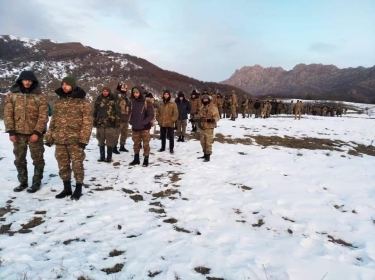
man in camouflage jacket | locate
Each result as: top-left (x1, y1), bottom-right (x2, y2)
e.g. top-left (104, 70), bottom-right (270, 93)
top-left (45, 76), bottom-right (92, 200)
top-left (197, 94), bottom-right (220, 162)
top-left (113, 82), bottom-right (130, 153)
top-left (4, 70), bottom-right (48, 193)
top-left (93, 86), bottom-right (120, 162)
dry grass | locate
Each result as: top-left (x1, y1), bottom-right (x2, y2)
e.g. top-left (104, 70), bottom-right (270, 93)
top-left (101, 263), bottom-right (124, 274)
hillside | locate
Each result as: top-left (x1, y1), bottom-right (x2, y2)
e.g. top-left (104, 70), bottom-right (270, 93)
top-left (221, 64), bottom-right (375, 103)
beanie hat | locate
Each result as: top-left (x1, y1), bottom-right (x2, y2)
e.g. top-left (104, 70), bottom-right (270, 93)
top-left (62, 76), bottom-right (77, 88)
top-left (201, 94), bottom-right (210, 100)
top-left (102, 86), bottom-right (111, 93)
top-left (178, 91), bottom-right (184, 98)
top-left (164, 89), bottom-right (171, 95)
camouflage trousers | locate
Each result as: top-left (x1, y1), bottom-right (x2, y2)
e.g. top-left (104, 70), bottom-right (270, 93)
top-left (242, 108), bottom-right (248, 118)
top-left (295, 109), bottom-right (302, 120)
top-left (96, 127), bottom-right (117, 147)
top-left (115, 121), bottom-right (129, 146)
top-left (218, 107), bottom-right (223, 117)
top-left (13, 134), bottom-right (45, 185)
top-left (132, 130), bottom-right (151, 156)
top-left (200, 128), bottom-right (214, 155)
top-left (231, 106), bottom-right (237, 118)
top-left (175, 119), bottom-right (187, 137)
top-left (55, 143), bottom-right (86, 183)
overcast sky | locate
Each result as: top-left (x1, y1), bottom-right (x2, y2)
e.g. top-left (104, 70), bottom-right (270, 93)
top-left (0, 0), bottom-right (374, 82)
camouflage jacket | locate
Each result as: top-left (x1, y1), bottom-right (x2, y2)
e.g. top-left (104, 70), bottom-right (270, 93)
top-left (242, 99), bottom-right (249, 110)
top-left (93, 93), bottom-right (120, 128)
top-left (116, 91), bottom-right (130, 122)
top-left (210, 94), bottom-right (218, 107)
top-left (45, 87), bottom-right (93, 145)
top-left (4, 83), bottom-right (48, 136)
top-left (157, 100), bottom-right (178, 127)
top-left (217, 97), bottom-right (224, 108)
top-left (198, 102), bottom-right (220, 129)
top-left (189, 96), bottom-right (201, 115)
top-left (231, 93), bottom-right (238, 108)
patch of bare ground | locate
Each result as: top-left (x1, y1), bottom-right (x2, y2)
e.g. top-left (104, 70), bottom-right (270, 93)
top-left (174, 226), bottom-right (191, 233)
top-left (148, 270), bottom-right (162, 277)
top-left (122, 188), bottom-right (135, 194)
top-left (129, 194), bottom-right (143, 202)
top-left (214, 133), bottom-right (252, 145)
top-left (109, 249), bottom-right (125, 257)
top-left (282, 217), bottom-right (295, 223)
top-left (194, 266), bottom-right (211, 275)
top-left (22, 217), bottom-right (44, 229)
top-left (152, 189), bottom-right (180, 198)
top-left (149, 208), bottom-right (166, 214)
top-left (328, 235), bottom-right (356, 248)
top-left (288, 229), bottom-right (293, 234)
top-left (35, 210), bottom-right (47, 215)
top-left (241, 185), bottom-right (252, 191)
top-left (63, 238), bottom-right (85, 245)
top-left (77, 276), bottom-right (93, 280)
top-left (167, 171), bottom-right (183, 183)
top-left (163, 218), bottom-right (178, 224)
top-left (101, 263), bottom-right (124, 274)
top-left (150, 202), bottom-right (163, 207)
top-left (236, 220), bottom-right (246, 223)
top-left (207, 277), bottom-right (225, 280)
top-left (112, 162), bottom-right (121, 166)
top-left (92, 186), bottom-right (113, 191)
top-left (252, 219), bottom-right (265, 227)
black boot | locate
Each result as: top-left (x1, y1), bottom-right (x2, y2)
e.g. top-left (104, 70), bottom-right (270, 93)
top-left (106, 146), bottom-right (113, 162)
top-left (98, 146), bottom-right (105, 162)
top-left (119, 145), bottom-right (128, 152)
top-left (177, 136), bottom-right (182, 142)
top-left (55, 181), bottom-right (72, 199)
top-left (129, 154), bottom-right (140, 165)
top-left (203, 154), bottom-right (211, 162)
top-left (27, 181), bottom-right (41, 193)
top-left (112, 146), bottom-right (120, 154)
top-left (181, 136), bottom-right (185, 142)
top-left (27, 163), bottom-right (44, 193)
top-left (71, 183), bottom-right (82, 201)
top-left (197, 153), bottom-right (206, 159)
top-left (142, 156), bottom-right (149, 167)
top-left (13, 183), bottom-right (28, 192)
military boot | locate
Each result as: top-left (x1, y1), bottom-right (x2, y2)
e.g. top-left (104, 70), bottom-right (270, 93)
top-left (14, 183), bottom-right (28, 192)
top-left (112, 146), bottom-right (120, 154)
top-left (15, 168), bottom-right (28, 192)
top-left (27, 164), bottom-right (44, 193)
top-left (181, 136), bottom-right (185, 142)
top-left (98, 146), bottom-right (105, 162)
top-left (203, 154), bottom-right (211, 162)
top-left (129, 154), bottom-right (140, 165)
top-left (71, 183), bottom-right (82, 201)
top-left (197, 153), bottom-right (206, 159)
top-left (177, 136), bottom-right (182, 142)
top-left (106, 146), bottom-right (113, 162)
top-left (142, 156), bottom-right (149, 167)
top-left (119, 145), bottom-right (128, 152)
top-left (55, 181), bottom-right (72, 199)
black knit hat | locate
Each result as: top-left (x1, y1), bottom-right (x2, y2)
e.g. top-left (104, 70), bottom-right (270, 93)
top-left (178, 91), bottom-right (184, 98)
top-left (62, 76), bottom-right (77, 88)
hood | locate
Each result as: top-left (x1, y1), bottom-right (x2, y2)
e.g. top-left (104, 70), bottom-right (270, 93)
top-left (55, 86), bottom-right (87, 99)
top-left (10, 70), bottom-right (40, 94)
top-left (131, 85), bottom-right (145, 100)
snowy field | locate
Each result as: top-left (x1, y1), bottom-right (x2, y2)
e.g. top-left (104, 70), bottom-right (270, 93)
top-left (0, 109), bottom-right (375, 280)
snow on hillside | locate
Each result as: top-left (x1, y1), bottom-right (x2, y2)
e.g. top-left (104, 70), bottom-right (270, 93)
top-left (0, 111), bottom-right (375, 279)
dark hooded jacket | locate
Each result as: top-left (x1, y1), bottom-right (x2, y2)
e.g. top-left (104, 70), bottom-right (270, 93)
top-left (129, 86), bottom-right (154, 131)
top-left (4, 71), bottom-right (48, 136)
top-left (44, 86), bottom-right (92, 145)
top-left (175, 95), bottom-right (191, 120)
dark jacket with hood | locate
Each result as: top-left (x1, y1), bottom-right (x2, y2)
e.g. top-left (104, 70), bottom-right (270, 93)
top-left (175, 94), bottom-right (191, 120)
top-left (45, 86), bottom-right (92, 145)
top-left (93, 90), bottom-right (120, 128)
top-left (129, 86), bottom-right (154, 131)
top-left (4, 71), bottom-right (48, 136)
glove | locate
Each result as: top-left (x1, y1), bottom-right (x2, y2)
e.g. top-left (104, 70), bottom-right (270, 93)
top-left (206, 119), bottom-right (214, 123)
top-left (78, 142), bottom-right (87, 150)
top-left (45, 142), bottom-right (52, 147)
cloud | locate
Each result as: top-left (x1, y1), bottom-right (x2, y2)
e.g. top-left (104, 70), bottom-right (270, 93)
top-left (309, 42), bottom-right (338, 53)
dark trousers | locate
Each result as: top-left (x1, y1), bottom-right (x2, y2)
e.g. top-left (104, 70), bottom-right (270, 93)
top-left (160, 126), bottom-right (174, 151)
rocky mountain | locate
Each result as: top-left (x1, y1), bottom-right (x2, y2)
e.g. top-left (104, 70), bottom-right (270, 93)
top-left (0, 35), bottom-right (248, 114)
top-left (221, 64), bottom-right (375, 103)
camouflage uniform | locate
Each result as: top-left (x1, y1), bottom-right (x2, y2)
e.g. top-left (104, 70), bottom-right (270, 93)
top-left (241, 98), bottom-right (249, 118)
top-left (295, 100), bottom-right (303, 120)
top-left (3, 71), bottom-right (48, 192)
top-left (210, 92), bottom-right (218, 107)
top-left (115, 89), bottom-right (130, 149)
top-left (230, 90), bottom-right (238, 120)
top-left (198, 95), bottom-right (220, 161)
top-left (217, 94), bottom-right (224, 118)
top-left (189, 91), bottom-right (201, 131)
top-left (45, 84), bottom-right (92, 184)
top-left (157, 91), bottom-right (178, 152)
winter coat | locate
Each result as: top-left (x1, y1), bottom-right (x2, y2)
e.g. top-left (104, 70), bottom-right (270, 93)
top-left (129, 86), bottom-right (154, 131)
top-left (93, 93), bottom-right (120, 128)
top-left (157, 99), bottom-right (178, 127)
top-left (4, 71), bottom-right (48, 136)
top-left (231, 93), bottom-right (238, 108)
top-left (198, 102), bottom-right (220, 129)
top-left (45, 86), bottom-right (92, 145)
top-left (175, 97), bottom-right (191, 120)
top-left (210, 94), bottom-right (218, 107)
top-left (190, 96), bottom-right (201, 115)
top-left (254, 101), bottom-right (261, 109)
top-left (116, 90), bottom-right (130, 122)
top-left (217, 97), bottom-right (224, 108)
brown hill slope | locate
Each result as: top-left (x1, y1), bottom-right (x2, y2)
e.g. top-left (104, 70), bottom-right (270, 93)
top-left (221, 64), bottom-right (375, 103)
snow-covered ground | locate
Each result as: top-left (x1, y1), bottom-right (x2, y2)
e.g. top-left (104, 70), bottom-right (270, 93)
top-left (0, 110), bottom-right (375, 280)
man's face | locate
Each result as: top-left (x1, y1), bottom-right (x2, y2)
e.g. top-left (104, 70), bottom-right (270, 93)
top-left (203, 98), bottom-right (209, 103)
top-left (21, 79), bottom-right (33, 89)
top-left (62, 82), bottom-right (72, 93)
top-left (133, 90), bottom-right (140, 98)
top-left (163, 92), bottom-right (170, 99)
top-left (102, 90), bottom-right (110, 97)
top-left (179, 96), bottom-right (183, 101)
top-left (121, 85), bottom-right (127, 91)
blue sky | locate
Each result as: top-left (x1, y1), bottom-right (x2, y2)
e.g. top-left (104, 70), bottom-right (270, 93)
top-left (0, 0), bottom-right (374, 81)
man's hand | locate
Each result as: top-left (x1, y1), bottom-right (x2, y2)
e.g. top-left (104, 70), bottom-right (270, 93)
top-left (30, 134), bottom-right (38, 143)
top-left (9, 135), bottom-right (17, 143)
